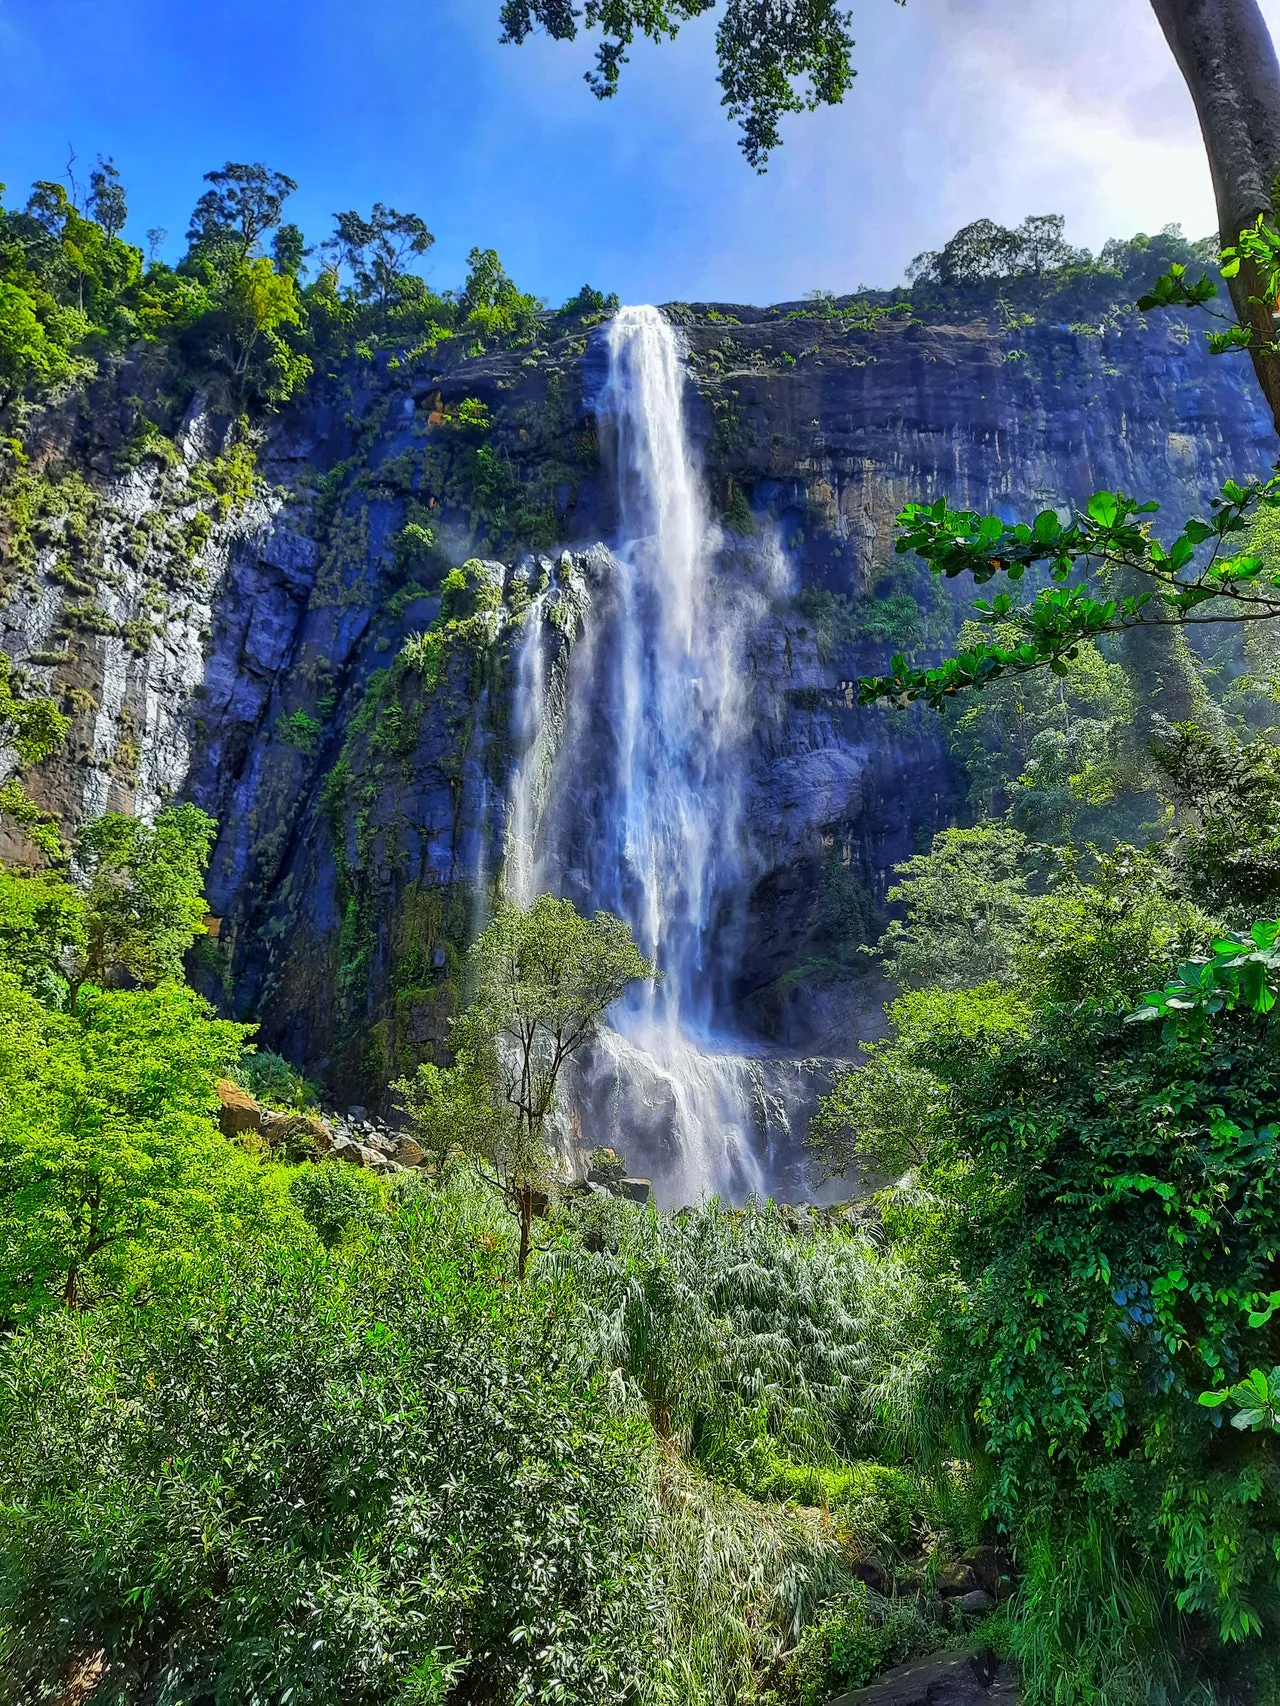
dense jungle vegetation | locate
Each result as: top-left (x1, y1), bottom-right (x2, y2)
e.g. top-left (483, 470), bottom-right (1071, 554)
top-left (2, 159), bottom-right (1280, 1706)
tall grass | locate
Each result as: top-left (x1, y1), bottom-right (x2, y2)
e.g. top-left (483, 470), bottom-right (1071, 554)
top-left (645, 1453), bottom-right (856, 1705)
top-left (545, 1194), bottom-right (952, 1478)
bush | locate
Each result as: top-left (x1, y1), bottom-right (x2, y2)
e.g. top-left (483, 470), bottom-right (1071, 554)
top-left (883, 975), bottom-right (1280, 1700)
top-left (238, 1046), bottom-right (320, 1110)
top-left (245, 1049), bottom-right (319, 1109)
top-left (757, 1459), bottom-right (924, 1550)
top-left (548, 1196), bottom-right (945, 1478)
top-left (0, 1239), bottom-right (659, 1705)
top-left (587, 1144), bottom-right (627, 1183)
top-left (288, 1159), bottom-right (388, 1247)
top-left (781, 1582), bottom-right (948, 1706)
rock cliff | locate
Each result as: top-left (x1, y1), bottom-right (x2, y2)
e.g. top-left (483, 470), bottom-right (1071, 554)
top-left (1, 300), bottom-right (1274, 1116)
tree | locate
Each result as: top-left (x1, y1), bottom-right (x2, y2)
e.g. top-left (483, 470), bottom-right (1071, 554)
top-left (858, 480), bottom-right (1280, 709)
top-left (0, 868), bottom-right (85, 1004)
top-left (499, 0), bottom-right (1280, 430)
top-left (185, 162), bottom-right (297, 262)
top-left (270, 221), bottom-right (309, 278)
top-left (0, 652), bottom-right (70, 854)
top-left (1150, 720), bottom-right (1280, 914)
top-left (499, 0), bottom-right (856, 171)
top-left (907, 213), bottom-right (1082, 286)
top-left (0, 976), bottom-right (258, 1314)
top-left (329, 203), bottom-right (434, 322)
top-left (396, 894), bottom-right (653, 1275)
top-left (873, 824), bottom-right (1030, 991)
top-left (68, 804), bottom-right (216, 1010)
top-left (86, 155), bottom-right (126, 241)
top-left (811, 880), bottom-right (1280, 1694)
top-left (215, 254), bottom-right (311, 402)
top-left (0, 651), bottom-right (68, 774)
top-left (461, 246), bottom-right (542, 345)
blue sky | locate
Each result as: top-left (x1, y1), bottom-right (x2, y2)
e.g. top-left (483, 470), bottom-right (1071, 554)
top-left (4, 0), bottom-right (1279, 306)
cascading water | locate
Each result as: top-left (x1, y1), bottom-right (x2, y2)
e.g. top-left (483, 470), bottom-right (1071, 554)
top-left (506, 306), bottom-right (799, 1201)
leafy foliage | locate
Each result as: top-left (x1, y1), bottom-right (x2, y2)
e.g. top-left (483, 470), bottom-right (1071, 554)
top-left (499, 0), bottom-right (858, 169)
top-left (1150, 722), bottom-right (1280, 915)
top-left (860, 479), bottom-right (1280, 707)
top-left (236, 1046), bottom-right (321, 1110)
top-left (818, 838), bottom-right (1280, 1696)
top-left (907, 213), bottom-right (1084, 286)
top-left (329, 203), bottom-right (435, 324)
top-left (70, 803), bottom-right (216, 1006)
top-left (942, 622), bottom-right (1141, 841)
top-left (0, 1232), bottom-right (657, 1705)
top-left (1127, 919), bottom-right (1280, 1033)
top-left (0, 975), bottom-right (272, 1317)
top-left (874, 824), bottom-right (1030, 990)
top-left (0, 154), bottom-right (560, 421)
top-left (1139, 214), bottom-right (1280, 363)
top-left (288, 1157), bottom-right (388, 1247)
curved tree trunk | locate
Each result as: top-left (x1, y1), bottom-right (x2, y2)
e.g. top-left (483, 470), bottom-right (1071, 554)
top-left (517, 1186), bottom-right (532, 1280)
top-left (1149, 0), bottom-right (1280, 433)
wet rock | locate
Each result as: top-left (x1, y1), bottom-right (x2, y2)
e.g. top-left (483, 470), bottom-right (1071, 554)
top-left (936, 1562), bottom-right (979, 1598)
top-left (852, 1556), bottom-right (893, 1596)
top-left (954, 1591), bottom-right (995, 1618)
top-left (830, 1649), bottom-right (1018, 1706)
top-left (963, 1546), bottom-right (1006, 1600)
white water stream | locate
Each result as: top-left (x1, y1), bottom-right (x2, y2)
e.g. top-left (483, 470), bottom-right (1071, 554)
top-left (506, 306), bottom-right (793, 1201)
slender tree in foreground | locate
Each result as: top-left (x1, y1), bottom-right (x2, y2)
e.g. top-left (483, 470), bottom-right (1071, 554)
top-left (396, 893), bottom-right (654, 1276)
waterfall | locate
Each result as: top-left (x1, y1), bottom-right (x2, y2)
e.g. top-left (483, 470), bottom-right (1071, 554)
top-left (506, 306), bottom-right (783, 1202)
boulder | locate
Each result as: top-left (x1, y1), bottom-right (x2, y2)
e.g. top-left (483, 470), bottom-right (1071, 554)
top-left (953, 1590), bottom-right (995, 1617)
top-left (618, 1177), bottom-right (652, 1204)
top-left (259, 1110), bottom-right (332, 1157)
top-left (829, 1649), bottom-right (1017, 1706)
top-left (391, 1135), bottom-right (425, 1167)
top-left (216, 1079), bottom-right (263, 1139)
top-left (331, 1136), bottom-right (384, 1169)
top-left (852, 1556), bottom-right (893, 1596)
top-left (935, 1561), bottom-right (979, 1598)
top-left (964, 1546), bottom-right (1007, 1599)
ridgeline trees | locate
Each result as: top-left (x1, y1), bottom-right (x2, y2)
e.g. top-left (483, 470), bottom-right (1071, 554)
top-left (498, 0), bottom-right (1280, 429)
top-left (329, 202), bottom-right (435, 325)
top-left (0, 155), bottom-right (547, 416)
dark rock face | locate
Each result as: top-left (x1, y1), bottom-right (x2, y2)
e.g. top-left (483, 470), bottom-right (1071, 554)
top-left (2, 305), bottom-right (1273, 1130)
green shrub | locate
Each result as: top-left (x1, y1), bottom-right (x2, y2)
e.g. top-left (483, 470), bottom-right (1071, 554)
top-left (288, 1159), bottom-right (388, 1248)
top-left (0, 1240), bottom-right (659, 1705)
top-left (758, 1460), bottom-right (923, 1550)
top-left (276, 707), bottom-right (323, 756)
top-left (783, 1582), bottom-right (948, 1706)
top-left (237, 1047), bottom-right (320, 1110)
top-left (587, 1144), bottom-right (627, 1183)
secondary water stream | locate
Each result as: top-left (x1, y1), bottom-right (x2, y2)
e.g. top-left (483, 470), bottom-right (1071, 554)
top-left (506, 306), bottom-right (805, 1201)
